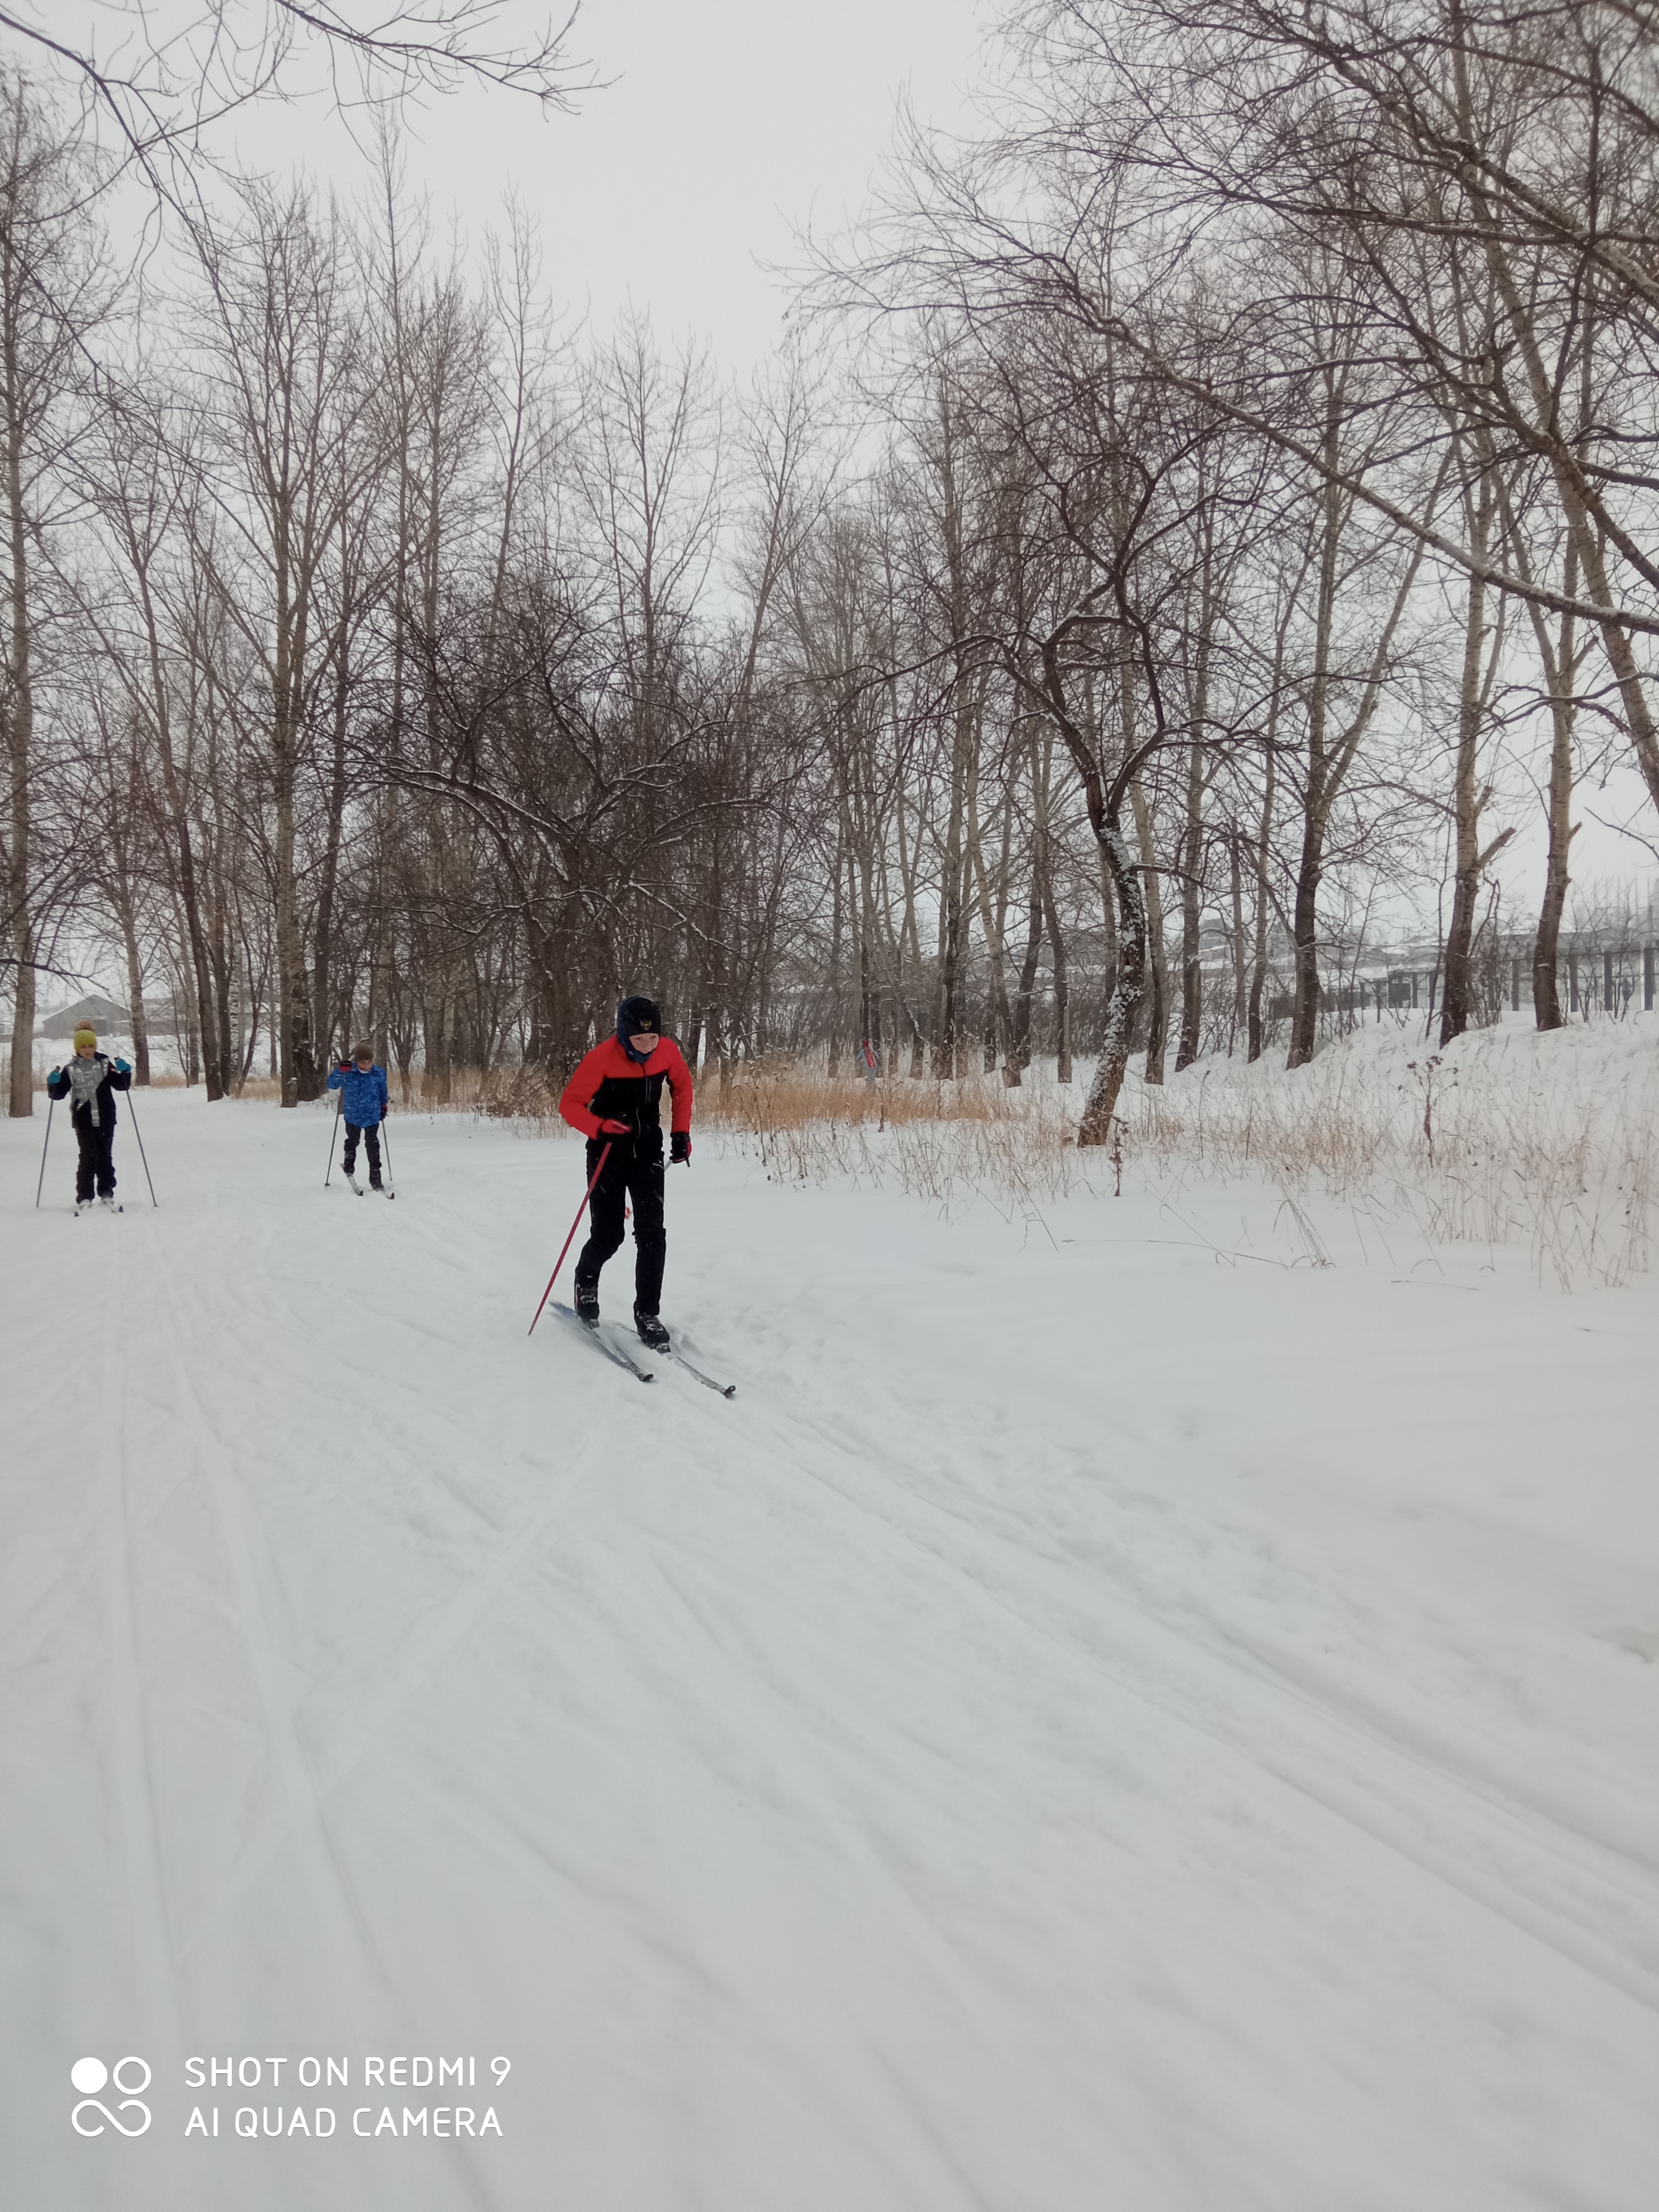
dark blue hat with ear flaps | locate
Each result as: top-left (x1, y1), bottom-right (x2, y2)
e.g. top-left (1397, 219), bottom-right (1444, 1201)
top-left (617, 995), bottom-right (662, 1064)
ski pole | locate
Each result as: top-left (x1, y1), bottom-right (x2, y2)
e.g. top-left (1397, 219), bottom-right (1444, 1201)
top-left (33, 1094), bottom-right (54, 1209)
top-left (379, 1118), bottom-right (393, 1189)
top-left (324, 1092), bottom-right (341, 1187)
top-left (124, 1088), bottom-right (158, 1208)
top-left (527, 1141), bottom-right (611, 1337)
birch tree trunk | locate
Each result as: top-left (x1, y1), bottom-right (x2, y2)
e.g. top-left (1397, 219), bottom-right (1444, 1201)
top-left (1439, 465), bottom-right (1511, 1044)
top-left (1131, 773), bottom-right (1168, 1085)
top-left (1530, 569), bottom-right (1578, 1034)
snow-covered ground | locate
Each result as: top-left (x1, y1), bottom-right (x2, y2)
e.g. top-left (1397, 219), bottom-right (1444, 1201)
top-left (3, 1084), bottom-right (1657, 2211)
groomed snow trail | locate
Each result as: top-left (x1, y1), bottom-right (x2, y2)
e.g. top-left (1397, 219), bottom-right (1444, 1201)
top-left (4, 1091), bottom-right (1657, 2211)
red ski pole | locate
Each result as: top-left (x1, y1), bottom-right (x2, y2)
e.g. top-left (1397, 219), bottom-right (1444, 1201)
top-left (527, 1141), bottom-right (611, 1336)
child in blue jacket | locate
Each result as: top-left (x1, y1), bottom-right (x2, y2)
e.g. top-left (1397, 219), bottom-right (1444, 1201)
top-left (326, 1042), bottom-right (389, 1191)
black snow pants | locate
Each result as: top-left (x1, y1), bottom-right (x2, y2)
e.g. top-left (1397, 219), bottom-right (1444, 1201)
top-left (574, 1136), bottom-right (666, 1316)
top-left (342, 1122), bottom-right (382, 1182)
top-left (74, 1116), bottom-right (117, 1202)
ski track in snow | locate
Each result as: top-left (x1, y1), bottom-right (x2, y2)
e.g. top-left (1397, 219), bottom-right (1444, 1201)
top-left (757, 1392), bottom-right (1658, 2009)
top-left (3, 1089), bottom-right (1658, 2212)
top-left (97, 1229), bottom-right (189, 2081)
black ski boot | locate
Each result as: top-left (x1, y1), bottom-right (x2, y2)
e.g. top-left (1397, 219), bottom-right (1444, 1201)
top-left (574, 1281), bottom-right (600, 1325)
top-left (634, 1309), bottom-right (670, 1353)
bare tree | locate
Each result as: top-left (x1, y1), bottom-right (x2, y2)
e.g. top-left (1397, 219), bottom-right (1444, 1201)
top-left (0, 73), bottom-right (110, 1114)
top-left (3, 1), bottom-right (593, 196)
top-left (191, 175), bottom-right (375, 1103)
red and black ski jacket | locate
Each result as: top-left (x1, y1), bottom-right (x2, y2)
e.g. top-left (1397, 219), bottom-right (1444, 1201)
top-left (559, 1036), bottom-right (693, 1149)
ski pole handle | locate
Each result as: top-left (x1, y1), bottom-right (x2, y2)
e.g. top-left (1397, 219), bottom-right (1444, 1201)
top-left (527, 1141), bottom-right (612, 1337)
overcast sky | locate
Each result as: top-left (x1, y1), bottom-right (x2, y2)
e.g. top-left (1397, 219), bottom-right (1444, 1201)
top-left (224, 0), bottom-right (994, 374)
top-left (19, 3), bottom-right (1658, 931)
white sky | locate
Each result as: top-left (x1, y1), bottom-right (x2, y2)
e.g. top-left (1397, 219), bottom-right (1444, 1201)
top-left (225, 0), bottom-right (995, 376)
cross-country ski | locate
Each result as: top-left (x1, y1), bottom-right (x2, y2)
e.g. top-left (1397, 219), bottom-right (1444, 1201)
top-left (665, 1343), bottom-right (736, 1397)
top-left (549, 1300), bottom-right (656, 1382)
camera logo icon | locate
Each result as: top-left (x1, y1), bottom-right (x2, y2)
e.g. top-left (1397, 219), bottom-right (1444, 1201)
top-left (71, 2056), bottom-right (152, 2136)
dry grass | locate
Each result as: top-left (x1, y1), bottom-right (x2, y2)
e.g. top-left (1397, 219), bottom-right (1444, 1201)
top-left (693, 1044), bottom-right (1656, 1291)
top-left (470, 1064), bottom-right (564, 1126)
top-left (1126, 1045), bottom-right (1655, 1290)
top-left (702, 1060), bottom-right (1018, 1131)
top-left (699, 1058), bottom-right (1085, 1212)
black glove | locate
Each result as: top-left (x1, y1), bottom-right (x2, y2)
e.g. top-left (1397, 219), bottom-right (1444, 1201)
top-left (671, 1130), bottom-right (691, 1164)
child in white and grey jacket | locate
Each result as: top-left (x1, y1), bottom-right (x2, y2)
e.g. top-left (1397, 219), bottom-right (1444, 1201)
top-left (45, 1025), bottom-right (132, 1210)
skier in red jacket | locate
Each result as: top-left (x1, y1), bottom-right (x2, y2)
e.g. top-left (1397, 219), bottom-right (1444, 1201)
top-left (558, 995), bottom-right (693, 1350)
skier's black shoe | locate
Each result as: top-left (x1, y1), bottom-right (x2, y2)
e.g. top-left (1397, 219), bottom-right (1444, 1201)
top-left (370, 1178), bottom-right (384, 1191)
top-left (574, 1281), bottom-right (600, 1325)
top-left (634, 1310), bottom-right (670, 1352)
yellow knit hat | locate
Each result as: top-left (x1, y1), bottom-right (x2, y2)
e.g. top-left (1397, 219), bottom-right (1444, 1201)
top-left (73, 1025), bottom-right (96, 1053)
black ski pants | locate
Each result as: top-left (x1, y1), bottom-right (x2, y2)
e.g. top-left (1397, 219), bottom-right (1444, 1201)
top-left (74, 1116), bottom-right (117, 1202)
top-left (342, 1122), bottom-right (382, 1182)
top-left (574, 1137), bottom-right (666, 1315)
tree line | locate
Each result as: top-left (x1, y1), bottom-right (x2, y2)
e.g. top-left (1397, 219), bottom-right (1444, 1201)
top-left (4, 0), bottom-right (1658, 1140)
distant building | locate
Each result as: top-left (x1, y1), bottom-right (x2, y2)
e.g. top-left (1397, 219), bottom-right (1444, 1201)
top-left (3, 992), bottom-right (192, 1042)
top-left (37, 994), bottom-right (134, 1040)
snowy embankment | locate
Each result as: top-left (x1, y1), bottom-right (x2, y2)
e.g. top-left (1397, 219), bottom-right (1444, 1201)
top-left (2, 1075), bottom-right (1656, 2212)
top-left (716, 1012), bottom-right (1658, 1292)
